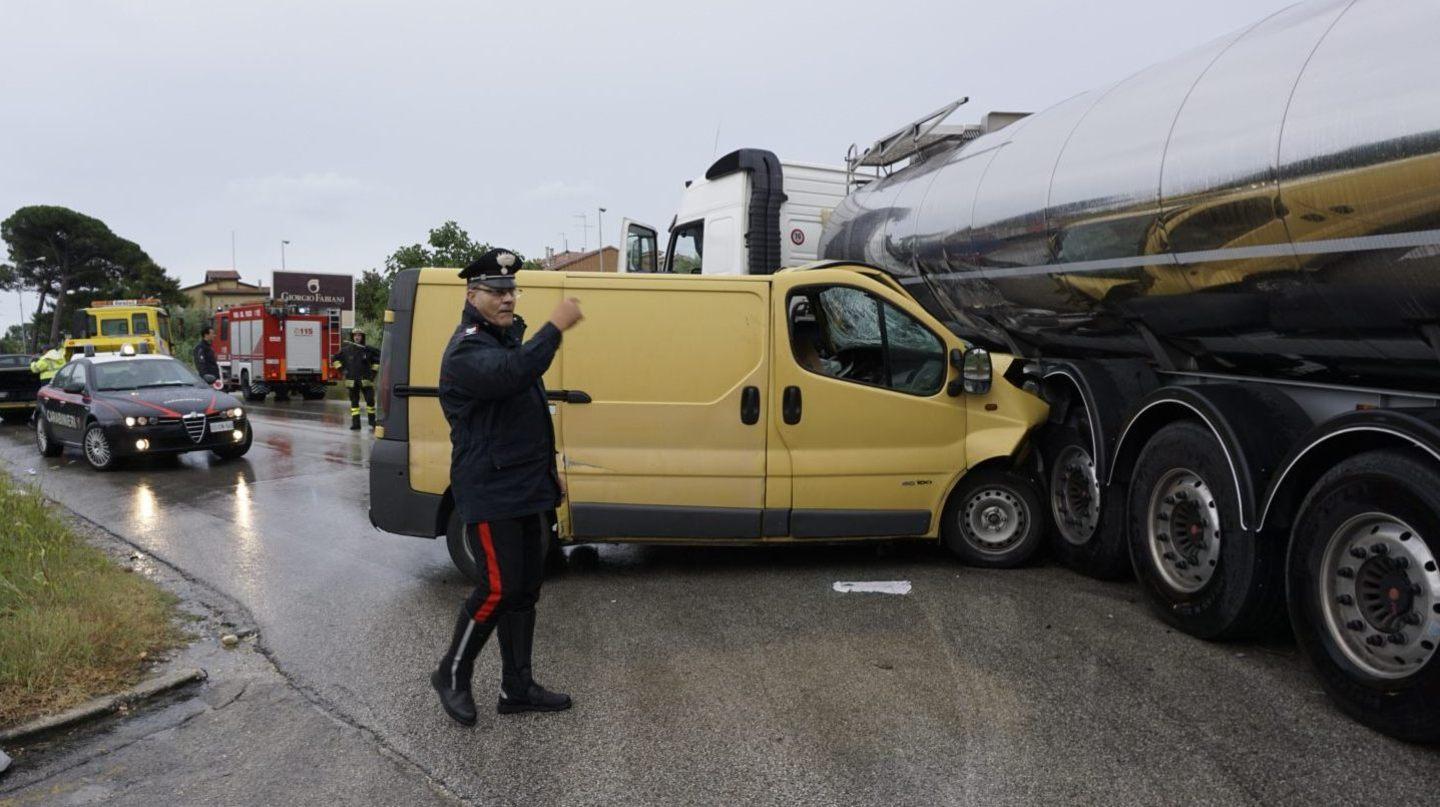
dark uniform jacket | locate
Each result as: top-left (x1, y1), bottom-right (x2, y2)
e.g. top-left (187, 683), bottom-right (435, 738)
top-left (440, 302), bottom-right (562, 524)
top-left (193, 340), bottom-right (220, 380)
top-left (332, 340), bottom-right (380, 382)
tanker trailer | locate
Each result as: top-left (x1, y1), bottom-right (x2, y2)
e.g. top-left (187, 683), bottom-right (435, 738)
top-left (821, 0), bottom-right (1440, 742)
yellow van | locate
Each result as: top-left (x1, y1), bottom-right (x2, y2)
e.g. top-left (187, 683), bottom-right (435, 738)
top-left (369, 262), bottom-right (1049, 578)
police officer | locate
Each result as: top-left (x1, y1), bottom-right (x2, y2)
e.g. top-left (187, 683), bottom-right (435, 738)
top-left (193, 326), bottom-right (220, 382)
top-left (29, 344), bottom-right (65, 382)
top-left (430, 247), bottom-right (583, 727)
top-left (331, 329), bottom-right (380, 430)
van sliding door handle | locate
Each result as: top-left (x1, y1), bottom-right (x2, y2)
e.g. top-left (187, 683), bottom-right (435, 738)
top-left (740, 386), bottom-right (760, 425)
top-left (546, 389), bottom-right (592, 404)
top-left (782, 386), bottom-right (802, 425)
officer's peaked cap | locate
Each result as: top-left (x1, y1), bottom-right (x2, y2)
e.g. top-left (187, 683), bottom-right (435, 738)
top-left (461, 248), bottom-right (521, 289)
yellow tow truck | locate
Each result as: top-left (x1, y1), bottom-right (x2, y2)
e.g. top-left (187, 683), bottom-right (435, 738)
top-left (65, 299), bottom-right (175, 358)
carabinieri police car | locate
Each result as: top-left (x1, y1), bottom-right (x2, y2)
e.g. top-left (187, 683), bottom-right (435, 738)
top-left (35, 347), bottom-right (252, 470)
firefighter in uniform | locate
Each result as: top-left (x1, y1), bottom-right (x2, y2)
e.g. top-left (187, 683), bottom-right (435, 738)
top-left (331, 330), bottom-right (380, 430)
top-left (30, 344), bottom-right (65, 382)
top-left (430, 248), bottom-right (584, 727)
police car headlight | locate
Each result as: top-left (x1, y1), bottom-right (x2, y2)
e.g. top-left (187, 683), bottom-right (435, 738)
top-left (125, 416), bottom-right (136, 427)
top-left (229, 407), bottom-right (244, 419)
top-left (139, 416), bottom-right (150, 425)
top-left (135, 438), bottom-right (150, 451)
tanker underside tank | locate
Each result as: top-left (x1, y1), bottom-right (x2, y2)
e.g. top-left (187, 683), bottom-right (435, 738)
top-left (821, 0), bottom-right (1440, 391)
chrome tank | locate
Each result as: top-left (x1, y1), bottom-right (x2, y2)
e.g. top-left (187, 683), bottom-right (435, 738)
top-left (820, 0), bottom-right (1440, 390)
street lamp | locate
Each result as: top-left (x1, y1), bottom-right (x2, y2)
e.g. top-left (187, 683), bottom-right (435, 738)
top-left (597, 207), bottom-right (607, 270)
top-left (280, 239), bottom-right (291, 272)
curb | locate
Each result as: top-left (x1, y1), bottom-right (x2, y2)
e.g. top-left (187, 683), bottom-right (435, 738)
top-left (0, 668), bottom-right (207, 747)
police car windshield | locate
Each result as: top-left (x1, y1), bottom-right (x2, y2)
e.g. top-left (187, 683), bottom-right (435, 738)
top-left (94, 359), bottom-right (202, 391)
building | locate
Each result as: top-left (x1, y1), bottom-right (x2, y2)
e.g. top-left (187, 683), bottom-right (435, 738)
top-left (540, 246), bottom-right (619, 273)
top-left (181, 270), bottom-right (272, 312)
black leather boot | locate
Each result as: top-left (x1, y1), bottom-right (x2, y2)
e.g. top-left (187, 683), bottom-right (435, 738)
top-left (497, 609), bottom-right (571, 713)
top-left (433, 609), bottom-right (494, 726)
top-left (368, 413), bottom-right (376, 427)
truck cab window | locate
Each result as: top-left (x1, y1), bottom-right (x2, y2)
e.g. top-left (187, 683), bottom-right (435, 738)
top-left (158, 313), bottom-right (171, 343)
top-left (626, 228), bottom-right (658, 273)
top-left (788, 286), bottom-right (944, 396)
top-left (667, 221), bottom-right (703, 274)
top-left (100, 318), bottom-right (130, 337)
top-left (132, 314), bottom-right (152, 335)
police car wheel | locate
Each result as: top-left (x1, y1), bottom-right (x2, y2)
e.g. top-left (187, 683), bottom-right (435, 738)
top-left (36, 415), bottom-right (62, 457)
top-left (82, 424), bottom-right (118, 471)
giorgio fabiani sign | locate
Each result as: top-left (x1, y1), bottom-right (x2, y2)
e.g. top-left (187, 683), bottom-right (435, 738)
top-left (272, 271), bottom-right (353, 310)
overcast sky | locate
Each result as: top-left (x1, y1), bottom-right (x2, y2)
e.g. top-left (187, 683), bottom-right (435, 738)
top-left (0, 0), bottom-right (1299, 333)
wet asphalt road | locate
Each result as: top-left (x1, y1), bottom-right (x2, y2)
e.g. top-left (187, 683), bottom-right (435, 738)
top-left (1, 400), bottom-right (1436, 806)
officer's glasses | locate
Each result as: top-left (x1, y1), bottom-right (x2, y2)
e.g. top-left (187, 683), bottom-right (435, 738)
top-left (472, 286), bottom-right (522, 299)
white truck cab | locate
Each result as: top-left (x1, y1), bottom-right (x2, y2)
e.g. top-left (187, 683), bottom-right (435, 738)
top-left (620, 149), bottom-right (853, 276)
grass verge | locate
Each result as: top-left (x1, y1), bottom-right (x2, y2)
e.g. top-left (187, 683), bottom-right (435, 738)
top-left (0, 473), bottom-right (179, 729)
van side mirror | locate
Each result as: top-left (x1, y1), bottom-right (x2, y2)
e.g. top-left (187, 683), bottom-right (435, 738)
top-left (962, 347), bottom-right (992, 395)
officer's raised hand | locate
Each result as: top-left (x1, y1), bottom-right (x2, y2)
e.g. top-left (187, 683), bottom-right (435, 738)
top-left (549, 298), bottom-right (584, 332)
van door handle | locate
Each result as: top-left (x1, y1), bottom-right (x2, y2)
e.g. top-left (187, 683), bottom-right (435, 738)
top-left (782, 386), bottom-right (802, 425)
top-left (546, 389), bottom-right (592, 404)
top-left (740, 386), bottom-right (760, 425)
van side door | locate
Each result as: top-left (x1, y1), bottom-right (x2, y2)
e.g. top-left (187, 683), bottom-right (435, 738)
top-left (770, 269), bottom-right (965, 538)
top-left (558, 274), bottom-right (770, 539)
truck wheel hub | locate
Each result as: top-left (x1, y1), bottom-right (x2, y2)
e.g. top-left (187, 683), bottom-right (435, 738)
top-left (1320, 513), bottom-right (1439, 679)
top-left (1146, 469), bottom-right (1221, 594)
top-left (1051, 445), bottom-right (1100, 546)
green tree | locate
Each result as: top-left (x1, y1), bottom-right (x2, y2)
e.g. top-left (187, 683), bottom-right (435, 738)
top-left (383, 220), bottom-right (512, 275)
top-left (0, 324), bottom-right (27, 354)
top-left (355, 268), bottom-right (389, 325)
top-left (1, 206), bottom-right (183, 350)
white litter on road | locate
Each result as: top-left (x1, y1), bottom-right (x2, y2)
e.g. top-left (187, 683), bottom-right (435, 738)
top-left (833, 580), bottom-right (912, 595)
top-left (24, 468), bottom-right (36, 476)
top-left (0, 747), bottom-right (10, 773)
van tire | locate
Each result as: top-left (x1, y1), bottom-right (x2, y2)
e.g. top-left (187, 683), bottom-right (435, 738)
top-left (941, 469), bottom-right (1045, 568)
top-left (1044, 412), bottom-right (1130, 580)
top-left (1126, 421), bottom-right (1285, 640)
top-left (444, 508), bottom-right (482, 583)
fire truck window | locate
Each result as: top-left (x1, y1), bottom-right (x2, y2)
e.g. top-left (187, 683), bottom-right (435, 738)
top-left (100, 318), bottom-right (130, 337)
top-left (132, 314), bottom-right (152, 335)
top-left (218, 317), bottom-right (228, 340)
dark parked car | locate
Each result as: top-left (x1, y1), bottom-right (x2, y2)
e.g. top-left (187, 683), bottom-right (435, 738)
top-left (0, 353), bottom-right (40, 423)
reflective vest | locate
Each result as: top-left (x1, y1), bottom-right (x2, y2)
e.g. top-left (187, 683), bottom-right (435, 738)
top-left (30, 349), bottom-right (65, 382)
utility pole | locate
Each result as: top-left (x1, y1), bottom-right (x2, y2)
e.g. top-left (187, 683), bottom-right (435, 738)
top-left (231, 230), bottom-right (237, 273)
top-left (280, 239), bottom-right (290, 272)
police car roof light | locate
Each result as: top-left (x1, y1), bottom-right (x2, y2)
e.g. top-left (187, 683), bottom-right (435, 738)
top-left (120, 343), bottom-right (136, 356)
top-left (83, 344), bottom-right (96, 357)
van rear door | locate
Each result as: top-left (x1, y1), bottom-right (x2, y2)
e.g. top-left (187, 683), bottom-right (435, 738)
top-left (558, 274), bottom-right (770, 539)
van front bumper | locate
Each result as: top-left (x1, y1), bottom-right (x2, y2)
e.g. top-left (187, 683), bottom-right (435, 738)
top-left (369, 438), bottom-right (443, 538)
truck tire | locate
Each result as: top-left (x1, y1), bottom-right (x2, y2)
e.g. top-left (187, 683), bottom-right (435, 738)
top-left (1044, 412), bottom-right (1130, 579)
top-left (1287, 449), bottom-right (1440, 744)
top-left (35, 415), bottom-right (62, 457)
top-left (301, 385), bottom-right (326, 401)
top-left (941, 469), bottom-right (1045, 568)
top-left (444, 508), bottom-right (481, 584)
top-left (1126, 421), bottom-right (1284, 640)
top-left (243, 373), bottom-right (267, 403)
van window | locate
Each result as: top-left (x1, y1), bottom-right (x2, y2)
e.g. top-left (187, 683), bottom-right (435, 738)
top-left (132, 314), bottom-right (152, 335)
top-left (667, 221), bottom-right (703, 274)
top-left (787, 286), bottom-right (945, 396)
top-left (100, 318), bottom-right (130, 336)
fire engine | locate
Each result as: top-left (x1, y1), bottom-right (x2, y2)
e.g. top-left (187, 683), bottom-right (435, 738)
top-left (213, 301), bottom-right (341, 402)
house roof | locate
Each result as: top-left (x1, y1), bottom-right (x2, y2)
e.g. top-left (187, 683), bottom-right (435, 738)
top-left (545, 246), bottom-right (618, 271)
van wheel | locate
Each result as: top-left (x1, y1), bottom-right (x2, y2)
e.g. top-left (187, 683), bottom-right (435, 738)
top-left (942, 469), bottom-right (1044, 568)
top-left (444, 508), bottom-right (482, 583)
top-left (1126, 421), bottom-right (1284, 640)
top-left (1044, 412), bottom-right (1130, 579)
top-left (1287, 450), bottom-right (1440, 743)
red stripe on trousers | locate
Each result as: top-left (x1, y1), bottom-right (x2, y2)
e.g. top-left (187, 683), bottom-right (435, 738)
top-left (472, 522), bottom-right (503, 623)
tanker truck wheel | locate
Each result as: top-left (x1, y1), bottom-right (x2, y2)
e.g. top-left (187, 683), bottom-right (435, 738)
top-left (1126, 421), bottom-right (1285, 640)
top-left (941, 469), bottom-right (1044, 568)
top-left (1287, 450), bottom-right (1440, 743)
top-left (1044, 412), bottom-right (1129, 579)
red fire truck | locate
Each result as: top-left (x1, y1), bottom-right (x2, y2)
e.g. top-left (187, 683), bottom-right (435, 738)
top-left (213, 302), bottom-right (342, 402)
